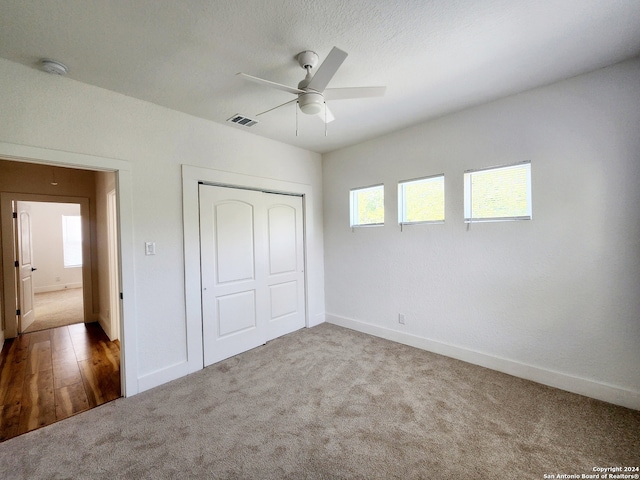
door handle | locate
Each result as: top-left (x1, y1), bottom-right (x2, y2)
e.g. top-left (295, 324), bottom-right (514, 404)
top-left (31, 267), bottom-right (37, 272)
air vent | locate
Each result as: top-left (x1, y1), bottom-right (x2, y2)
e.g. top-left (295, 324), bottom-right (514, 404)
top-left (227, 114), bottom-right (258, 128)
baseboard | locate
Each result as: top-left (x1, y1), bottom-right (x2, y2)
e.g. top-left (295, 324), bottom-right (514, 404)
top-left (97, 313), bottom-right (112, 340)
top-left (137, 360), bottom-right (199, 393)
top-left (34, 283), bottom-right (82, 294)
top-left (308, 312), bottom-right (325, 328)
top-left (0, 329), bottom-right (4, 350)
top-left (326, 313), bottom-right (640, 410)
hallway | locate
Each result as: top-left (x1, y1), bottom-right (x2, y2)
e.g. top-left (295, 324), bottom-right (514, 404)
top-left (0, 322), bottom-right (120, 441)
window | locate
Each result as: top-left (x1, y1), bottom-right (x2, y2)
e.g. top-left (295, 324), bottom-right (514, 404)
top-left (398, 175), bottom-right (445, 224)
top-left (350, 185), bottom-right (384, 226)
top-left (464, 161), bottom-right (531, 222)
top-left (62, 215), bottom-right (83, 267)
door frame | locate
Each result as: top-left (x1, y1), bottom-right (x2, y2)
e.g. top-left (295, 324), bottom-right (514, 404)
top-left (2, 195), bottom-right (91, 335)
top-left (182, 165), bottom-right (318, 373)
top-left (0, 141), bottom-right (137, 397)
top-left (106, 189), bottom-right (121, 341)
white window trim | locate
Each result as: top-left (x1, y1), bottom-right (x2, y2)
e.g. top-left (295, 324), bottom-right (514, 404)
top-left (350, 184), bottom-right (384, 227)
top-left (398, 173), bottom-right (445, 226)
top-left (464, 160), bottom-right (532, 223)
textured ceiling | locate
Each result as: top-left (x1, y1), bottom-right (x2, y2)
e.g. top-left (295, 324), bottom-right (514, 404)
top-left (1, 0), bottom-right (640, 153)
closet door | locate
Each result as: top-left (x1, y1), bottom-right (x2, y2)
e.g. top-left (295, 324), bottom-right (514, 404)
top-left (264, 194), bottom-right (305, 341)
top-left (199, 185), bottom-right (305, 366)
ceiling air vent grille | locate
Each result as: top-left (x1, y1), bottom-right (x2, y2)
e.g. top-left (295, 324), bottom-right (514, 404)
top-left (227, 114), bottom-right (258, 127)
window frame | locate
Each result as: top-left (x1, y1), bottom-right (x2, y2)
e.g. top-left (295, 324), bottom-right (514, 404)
top-left (398, 173), bottom-right (445, 226)
top-left (464, 160), bottom-right (532, 223)
top-left (350, 184), bottom-right (385, 227)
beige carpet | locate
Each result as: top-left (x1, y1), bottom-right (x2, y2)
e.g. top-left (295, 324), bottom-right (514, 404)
top-left (0, 323), bottom-right (637, 479)
top-left (23, 288), bottom-right (84, 333)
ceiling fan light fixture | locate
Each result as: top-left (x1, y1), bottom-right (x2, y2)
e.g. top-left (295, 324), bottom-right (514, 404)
top-left (238, 46), bottom-right (386, 130)
top-left (298, 92), bottom-right (324, 115)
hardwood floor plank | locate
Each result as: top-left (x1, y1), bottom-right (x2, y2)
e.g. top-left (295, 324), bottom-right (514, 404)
top-left (17, 370), bottom-right (56, 434)
top-left (0, 337), bottom-right (28, 405)
top-left (50, 327), bottom-right (78, 366)
top-left (99, 340), bottom-right (120, 371)
top-left (50, 326), bottom-right (74, 353)
top-left (52, 360), bottom-right (83, 389)
top-left (78, 341), bottom-right (120, 407)
top-left (28, 330), bottom-right (51, 345)
top-left (55, 382), bottom-right (89, 419)
top-left (51, 346), bottom-right (78, 367)
top-left (69, 323), bottom-right (103, 361)
top-left (26, 339), bottom-right (52, 375)
top-left (1, 323), bottom-right (120, 442)
top-left (77, 360), bottom-right (100, 408)
top-left (0, 335), bottom-right (31, 371)
top-left (0, 403), bottom-right (21, 441)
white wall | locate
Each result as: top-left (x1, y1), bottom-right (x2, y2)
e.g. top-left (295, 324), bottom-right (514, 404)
top-left (28, 202), bottom-right (83, 292)
top-left (0, 58), bottom-right (324, 394)
top-left (323, 57), bottom-right (640, 409)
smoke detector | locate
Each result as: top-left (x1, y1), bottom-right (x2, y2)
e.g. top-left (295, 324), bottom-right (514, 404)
top-left (40, 59), bottom-right (69, 76)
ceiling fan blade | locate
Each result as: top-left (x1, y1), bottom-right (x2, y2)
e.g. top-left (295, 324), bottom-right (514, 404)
top-left (256, 98), bottom-right (298, 117)
top-left (306, 47), bottom-right (348, 92)
top-left (324, 86), bottom-right (386, 100)
top-left (315, 104), bottom-right (335, 123)
top-left (237, 72), bottom-right (303, 95)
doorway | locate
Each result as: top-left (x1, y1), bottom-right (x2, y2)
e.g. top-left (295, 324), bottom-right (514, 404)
top-left (1, 192), bottom-right (93, 339)
top-left (16, 201), bottom-right (85, 334)
top-left (0, 147), bottom-right (135, 398)
top-left (0, 155), bottom-right (130, 440)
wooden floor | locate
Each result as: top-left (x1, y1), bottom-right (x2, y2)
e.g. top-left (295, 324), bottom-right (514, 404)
top-left (0, 322), bottom-right (120, 442)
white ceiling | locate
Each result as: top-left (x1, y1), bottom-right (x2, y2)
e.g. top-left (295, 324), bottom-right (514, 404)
top-left (1, 0), bottom-right (639, 154)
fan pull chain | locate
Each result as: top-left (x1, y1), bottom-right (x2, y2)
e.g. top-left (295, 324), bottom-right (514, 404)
top-left (295, 101), bottom-right (299, 136)
top-left (325, 103), bottom-right (328, 136)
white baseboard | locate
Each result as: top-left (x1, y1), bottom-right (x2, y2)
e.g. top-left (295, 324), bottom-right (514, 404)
top-left (137, 359), bottom-right (201, 393)
top-left (97, 313), bottom-right (112, 340)
top-left (308, 312), bottom-right (325, 328)
top-left (34, 283), bottom-right (83, 294)
top-left (0, 329), bottom-right (4, 350)
top-left (326, 313), bottom-right (640, 410)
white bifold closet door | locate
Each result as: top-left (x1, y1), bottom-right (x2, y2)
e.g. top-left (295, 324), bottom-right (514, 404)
top-left (199, 184), bottom-right (305, 367)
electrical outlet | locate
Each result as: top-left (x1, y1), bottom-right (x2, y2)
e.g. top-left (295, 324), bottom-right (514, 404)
top-left (398, 313), bottom-right (405, 325)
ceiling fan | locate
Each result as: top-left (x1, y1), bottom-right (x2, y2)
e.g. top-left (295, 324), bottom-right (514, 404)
top-left (237, 47), bottom-right (386, 125)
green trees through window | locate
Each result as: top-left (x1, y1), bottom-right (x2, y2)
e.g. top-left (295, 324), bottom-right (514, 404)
top-left (399, 175), bottom-right (445, 223)
top-left (349, 161), bottom-right (531, 228)
top-left (464, 161), bottom-right (531, 222)
top-left (350, 185), bottom-right (384, 226)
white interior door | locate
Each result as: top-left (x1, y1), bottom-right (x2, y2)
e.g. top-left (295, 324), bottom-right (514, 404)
top-left (16, 201), bottom-right (36, 332)
top-left (199, 184), bottom-right (305, 366)
top-left (264, 194), bottom-right (305, 341)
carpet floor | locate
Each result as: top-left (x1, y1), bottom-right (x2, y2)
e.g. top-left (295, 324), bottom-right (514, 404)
top-left (23, 288), bottom-right (84, 333)
top-left (0, 323), bottom-right (637, 479)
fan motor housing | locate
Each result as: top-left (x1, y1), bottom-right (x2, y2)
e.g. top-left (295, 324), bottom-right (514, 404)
top-left (298, 92), bottom-right (324, 115)
top-left (297, 50), bottom-right (319, 70)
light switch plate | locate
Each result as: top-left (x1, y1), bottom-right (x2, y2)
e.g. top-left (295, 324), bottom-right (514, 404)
top-left (145, 242), bottom-right (156, 255)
